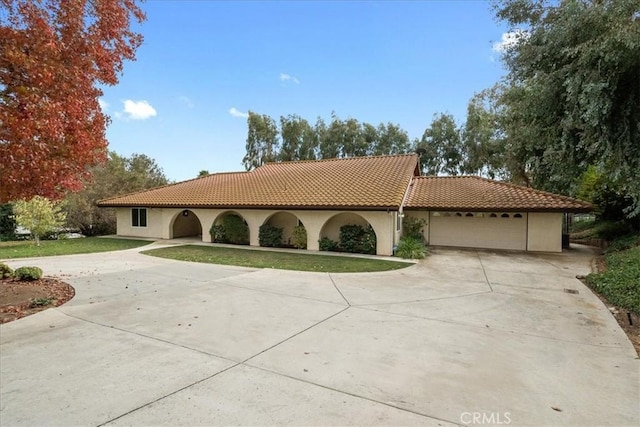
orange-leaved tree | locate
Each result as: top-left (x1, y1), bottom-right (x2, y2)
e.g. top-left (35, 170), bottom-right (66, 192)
top-left (0, 0), bottom-right (146, 202)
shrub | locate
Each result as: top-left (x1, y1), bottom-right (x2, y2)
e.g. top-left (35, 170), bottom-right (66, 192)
top-left (291, 225), bottom-right (307, 249)
top-left (14, 266), bottom-right (43, 281)
top-left (223, 214), bottom-right (249, 245)
top-left (395, 237), bottom-right (427, 259)
top-left (338, 224), bottom-right (377, 254)
top-left (29, 297), bottom-right (54, 308)
top-left (0, 262), bottom-right (14, 279)
top-left (0, 203), bottom-right (17, 241)
top-left (402, 216), bottom-right (427, 240)
top-left (594, 221), bottom-right (632, 241)
top-left (605, 234), bottom-right (640, 254)
top-left (210, 215), bottom-right (249, 245)
top-left (319, 237), bottom-right (339, 252)
top-left (210, 224), bottom-right (226, 243)
top-left (259, 224), bottom-right (283, 247)
top-left (361, 225), bottom-right (377, 254)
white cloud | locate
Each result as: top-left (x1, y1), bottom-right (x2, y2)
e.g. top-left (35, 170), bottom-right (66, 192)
top-left (122, 99), bottom-right (157, 120)
top-left (229, 107), bottom-right (249, 118)
top-left (98, 98), bottom-right (109, 111)
top-left (280, 72), bottom-right (300, 84)
top-left (492, 29), bottom-right (529, 53)
top-left (178, 95), bottom-right (194, 108)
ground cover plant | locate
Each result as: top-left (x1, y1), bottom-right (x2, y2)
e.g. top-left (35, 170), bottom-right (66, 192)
top-left (586, 246), bottom-right (640, 315)
top-left (142, 245), bottom-right (411, 273)
top-left (0, 237), bottom-right (151, 259)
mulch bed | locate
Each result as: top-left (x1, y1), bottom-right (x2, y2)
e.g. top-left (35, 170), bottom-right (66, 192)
top-left (0, 277), bottom-right (75, 324)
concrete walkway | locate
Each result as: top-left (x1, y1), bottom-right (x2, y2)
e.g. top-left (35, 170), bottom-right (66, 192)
top-left (1, 244), bottom-right (638, 426)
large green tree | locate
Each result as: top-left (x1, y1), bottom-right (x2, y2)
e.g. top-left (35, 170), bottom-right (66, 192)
top-left (64, 152), bottom-right (168, 236)
top-left (279, 115), bottom-right (317, 161)
top-left (415, 113), bottom-right (462, 176)
top-left (243, 112), bottom-right (279, 170)
top-left (494, 0), bottom-right (640, 216)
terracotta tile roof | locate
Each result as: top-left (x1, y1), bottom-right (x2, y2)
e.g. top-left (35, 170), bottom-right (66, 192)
top-left (405, 176), bottom-right (592, 212)
top-left (97, 154), bottom-right (420, 209)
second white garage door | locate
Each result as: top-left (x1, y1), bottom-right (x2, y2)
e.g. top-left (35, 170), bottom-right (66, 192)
top-left (429, 212), bottom-right (527, 251)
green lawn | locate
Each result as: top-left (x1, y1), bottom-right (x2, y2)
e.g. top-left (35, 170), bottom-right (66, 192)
top-left (142, 245), bottom-right (412, 273)
top-left (587, 245), bottom-right (640, 315)
top-left (0, 238), bottom-right (152, 259)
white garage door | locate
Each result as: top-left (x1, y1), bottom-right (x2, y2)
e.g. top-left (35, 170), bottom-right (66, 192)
top-left (429, 212), bottom-right (527, 251)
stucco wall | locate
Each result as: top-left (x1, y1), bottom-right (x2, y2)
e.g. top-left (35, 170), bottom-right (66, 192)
top-left (527, 212), bottom-right (562, 252)
top-left (114, 207), bottom-right (399, 255)
top-left (115, 208), bottom-right (164, 239)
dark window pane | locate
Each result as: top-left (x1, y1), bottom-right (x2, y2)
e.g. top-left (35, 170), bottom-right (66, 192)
top-left (132, 208), bottom-right (139, 227)
top-left (139, 209), bottom-right (147, 227)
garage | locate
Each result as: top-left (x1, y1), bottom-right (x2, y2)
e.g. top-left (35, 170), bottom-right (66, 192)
top-left (428, 211), bottom-right (527, 251)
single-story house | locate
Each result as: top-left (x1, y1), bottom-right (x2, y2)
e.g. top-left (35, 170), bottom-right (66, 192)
top-left (97, 154), bottom-right (591, 255)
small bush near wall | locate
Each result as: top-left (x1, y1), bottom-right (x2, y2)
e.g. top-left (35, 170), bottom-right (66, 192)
top-left (210, 224), bottom-right (226, 243)
top-left (402, 216), bottom-right (427, 241)
top-left (259, 224), bottom-right (283, 247)
top-left (14, 266), bottom-right (43, 281)
top-left (224, 215), bottom-right (249, 245)
top-left (210, 214), bottom-right (249, 245)
top-left (292, 225), bottom-right (307, 249)
top-left (395, 237), bottom-right (428, 259)
top-left (319, 237), bottom-right (339, 252)
top-left (339, 224), bottom-right (376, 255)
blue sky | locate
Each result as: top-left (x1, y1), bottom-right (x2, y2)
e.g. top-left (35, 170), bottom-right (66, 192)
top-left (99, 1), bottom-right (511, 182)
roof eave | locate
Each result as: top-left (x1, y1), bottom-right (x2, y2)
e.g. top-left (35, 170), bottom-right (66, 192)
top-left (97, 203), bottom-right (402, 211)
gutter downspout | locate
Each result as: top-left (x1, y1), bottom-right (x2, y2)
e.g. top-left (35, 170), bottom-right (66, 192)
top-left (396, 177), bottom-right (415, 247)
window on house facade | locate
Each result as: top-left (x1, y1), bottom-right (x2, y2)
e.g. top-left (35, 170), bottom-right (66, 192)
top-left (131, 208), bottom-right (147, 227)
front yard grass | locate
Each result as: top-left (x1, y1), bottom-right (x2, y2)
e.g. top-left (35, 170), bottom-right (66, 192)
top-left (142, 245), bottom-right (412, 273)
top-left (0, 238), bottom-right (152, 259)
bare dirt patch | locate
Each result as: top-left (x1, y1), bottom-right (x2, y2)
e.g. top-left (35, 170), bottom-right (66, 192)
top-left (0, 278), bottom-right (75, 324)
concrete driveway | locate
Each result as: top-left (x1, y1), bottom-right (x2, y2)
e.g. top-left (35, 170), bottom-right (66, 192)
top-left (1, 243), bottom-right (638, 426)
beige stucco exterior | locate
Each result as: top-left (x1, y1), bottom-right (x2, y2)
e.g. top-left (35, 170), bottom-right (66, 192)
top-left (116, 206), bottom-right (565, 255)
top-left (404, 211), bottom-right (563, 253)
top-left (526, 212), bottom-right (563, 252)
top-left (115, 207), bottom-right (400, 256)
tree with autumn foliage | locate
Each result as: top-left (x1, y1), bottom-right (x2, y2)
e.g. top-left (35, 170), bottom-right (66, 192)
top-left (0, 0), bottom-right (145, 203)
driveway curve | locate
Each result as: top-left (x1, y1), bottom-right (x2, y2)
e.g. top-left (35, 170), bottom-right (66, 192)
top-left (1, 243), bottom-right (638, 426)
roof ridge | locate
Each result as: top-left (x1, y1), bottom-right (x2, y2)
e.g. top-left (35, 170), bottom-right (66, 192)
top-left (261, 153), bottom-right (418, 167)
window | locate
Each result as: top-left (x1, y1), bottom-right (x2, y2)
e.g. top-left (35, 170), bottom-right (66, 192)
top-left (514, 213), bottom-right (523, 218)
top-left (132, 208), bottom-right (147, 227)
top-left (501, 213), bottom-right (510, 218)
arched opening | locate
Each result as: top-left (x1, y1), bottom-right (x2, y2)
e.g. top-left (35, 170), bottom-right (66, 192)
top-left (319, 212), bottom-right (377, 254)
top-left (261, 212), bottom-right (306, 248)
top-left (172, 210), bottom-right (202, 238)
top-left (211, 211), bottom-right (249, 245)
